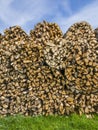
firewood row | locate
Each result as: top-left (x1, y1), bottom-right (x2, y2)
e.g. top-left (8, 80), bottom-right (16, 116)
top-left (0, 21), bottom-right (98, 116)
top-left (44, 22), bottom-right (98, 94)
top-left (30, 21), bottom-right (63, 45)
top-left (64, 22), bottom-right (98, 94)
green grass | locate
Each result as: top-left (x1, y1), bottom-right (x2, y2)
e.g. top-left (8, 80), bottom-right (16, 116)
top-left (0, 114), bottom-right (98, 130)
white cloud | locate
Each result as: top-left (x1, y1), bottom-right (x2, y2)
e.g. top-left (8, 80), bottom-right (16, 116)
top-left (0, 0), bottom-right (70, 26)
top-left (55, 0), bottom-right (98, 33)
top-left (0, 0), bottom-right (98, 34)
top-left (0, 0), bottom-right (34, 26)
top-left (60, 0), bottom-right (72, 15)
top-left (0, 0), bottom-right (71, 33)
top-left (0, 0), bottom-right (14, 25)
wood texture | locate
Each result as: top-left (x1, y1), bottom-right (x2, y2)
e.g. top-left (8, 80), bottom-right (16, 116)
top-left (0, 21), bottom-right (98, 116)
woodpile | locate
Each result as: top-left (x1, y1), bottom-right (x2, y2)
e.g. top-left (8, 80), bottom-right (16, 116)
top-left (3, 26), bottom-right (29, 41)
top-left (44, 22), bottom-right (98, 94)
top-left (30, 21), bottom-right (63, 45)
top-left (75, 93), bottom-right (98, 115)
top-left (64, 22), bottom-right (98, 94)
top-left (0, 21), bottom-right (98, 116)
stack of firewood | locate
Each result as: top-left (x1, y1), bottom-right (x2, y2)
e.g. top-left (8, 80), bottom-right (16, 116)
top-left (0, 26), bottom-right (29, 115)
top-left (4, 26), bottom-right (29, 42)
top-left (0, 21), bottom-right (98, 116)
top-left (74, 93), bottom-right (98, 115)
top-left (0, 24), bottom-right (68, 116)
top-left (44, 22), bottom-right (98, 94)
top-left (64, 22), bottom-right (98, 94)
top-left (30, 21), bottom-right (63, 45)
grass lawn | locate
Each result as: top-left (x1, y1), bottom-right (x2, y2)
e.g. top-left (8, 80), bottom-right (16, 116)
top-left (0, 114), bottom-right (98, 130)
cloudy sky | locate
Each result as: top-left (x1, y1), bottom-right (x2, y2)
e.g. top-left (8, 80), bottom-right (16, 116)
top-left (0, 0), bottom-right (98, 34)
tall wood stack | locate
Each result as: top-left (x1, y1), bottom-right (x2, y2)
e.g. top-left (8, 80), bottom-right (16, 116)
top-left (30, 21), bottom-right (63, 45)
top-left (44, 22), bottom-right (98, 93)
top-left (0, 21), bottom-right (98, 116)
top-left (0, 26), bottom-right (29, 115)
top-left (63, 22), bottom-right (98, 94)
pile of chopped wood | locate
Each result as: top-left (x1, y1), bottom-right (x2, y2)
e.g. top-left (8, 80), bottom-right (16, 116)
top-left (0, 21), bottom-right (98, 116)
top-left (64, 22), bottom-right (98, 94)
top-left (44, 22), bottom-right (98, 94)
top-left (30, 21), bottom-right (63, 45)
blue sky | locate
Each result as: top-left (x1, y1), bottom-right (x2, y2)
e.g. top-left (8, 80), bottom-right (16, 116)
top-left (0, 0), bottom-right (98, 34)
